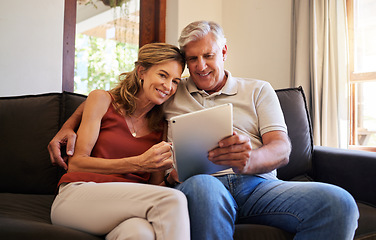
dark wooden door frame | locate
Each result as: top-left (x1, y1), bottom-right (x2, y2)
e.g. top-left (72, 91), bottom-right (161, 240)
top-left (62, 0), bottom-right (166, 92)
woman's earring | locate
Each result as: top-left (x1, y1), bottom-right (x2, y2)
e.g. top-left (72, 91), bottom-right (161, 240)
top-left (140, 79), bottom-right (144, 85)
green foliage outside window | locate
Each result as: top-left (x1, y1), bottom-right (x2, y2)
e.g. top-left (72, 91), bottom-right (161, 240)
top-left (74, 33), bottom-right (138, 95)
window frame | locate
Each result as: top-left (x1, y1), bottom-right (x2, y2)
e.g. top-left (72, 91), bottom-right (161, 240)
top-left (347, 0), bottom-right (376, 151)
top-left (62, 0), bottom-right (166, 93)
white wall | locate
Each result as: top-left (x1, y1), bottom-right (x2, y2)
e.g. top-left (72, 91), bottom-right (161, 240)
top-left (166, 0), bottom-right (293, 89)
top-left (166, 0), bottom-right (223, 47)
top-left (0, 0), bottom-right (292, 97)
top-left (0, 0), bottom-right (64, 97)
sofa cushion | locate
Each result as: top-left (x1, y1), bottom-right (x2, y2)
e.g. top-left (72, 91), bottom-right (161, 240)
top-left (234, 224), bottom-right (294, 240)
top-left (0, 193), bottom-right (53, 223)
top-left (275, 87), bottom-right (313, 180)
top-left (356, 202), bottom-right (376, 240)
top-left (0, 93), bottom-right (61, 194)
top-left (61, 92), bottom-right (87, 126)
top-left (0, 193), bottom-right (103, 240)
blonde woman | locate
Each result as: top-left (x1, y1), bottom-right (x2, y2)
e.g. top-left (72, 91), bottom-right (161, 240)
top-left (51, 43), bottom-right (189, 240)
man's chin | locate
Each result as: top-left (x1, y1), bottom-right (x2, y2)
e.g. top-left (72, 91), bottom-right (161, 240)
top-left (192, 78), bottom-right (214, 91)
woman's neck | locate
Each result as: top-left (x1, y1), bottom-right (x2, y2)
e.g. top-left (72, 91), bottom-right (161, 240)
top-left (132, 94), bottom-right (155, 119)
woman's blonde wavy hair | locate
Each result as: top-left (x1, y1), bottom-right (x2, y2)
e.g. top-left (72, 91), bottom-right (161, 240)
top-left (109, 43), bottom-right (185, 132)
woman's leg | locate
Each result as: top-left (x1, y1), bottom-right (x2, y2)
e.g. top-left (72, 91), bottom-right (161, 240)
top-left (51, 182), bottom-right (190, 240)
top-left (106, 218), bottom-right (155, 240)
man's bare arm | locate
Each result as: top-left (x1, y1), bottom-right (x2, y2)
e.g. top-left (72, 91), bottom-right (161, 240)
top-left (47, 101), bottom-right (85, 170)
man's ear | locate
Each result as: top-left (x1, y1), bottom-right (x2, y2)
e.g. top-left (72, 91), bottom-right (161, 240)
top-left (222, 45), bottom-right (228, 61)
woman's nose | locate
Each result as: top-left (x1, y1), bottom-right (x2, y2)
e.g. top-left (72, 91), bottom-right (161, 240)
top-left (163, 81), bottom-right (172, 91)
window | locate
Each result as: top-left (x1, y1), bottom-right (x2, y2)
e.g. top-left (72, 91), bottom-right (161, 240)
top-left (75, 0), bottom-right (140, 95)
top-left (348, 0), bottom-right (376, 150)
top-left (62, 0), bottom-right (166, 93)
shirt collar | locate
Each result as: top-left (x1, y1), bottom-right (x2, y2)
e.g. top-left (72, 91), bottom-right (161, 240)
top-left (186, 70), bottom-right (238, 96)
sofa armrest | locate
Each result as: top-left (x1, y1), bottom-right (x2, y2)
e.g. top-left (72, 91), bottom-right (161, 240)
top-left (311, 146), bottom-right (376, 207)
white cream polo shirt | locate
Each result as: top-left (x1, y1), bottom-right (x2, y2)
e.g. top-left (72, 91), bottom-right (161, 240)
top-left (163, 70), bottom-right (287, 180)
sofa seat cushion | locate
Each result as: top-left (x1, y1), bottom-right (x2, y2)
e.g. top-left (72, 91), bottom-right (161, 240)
top-left (0, 193), bottom-right (53, 223)
top-left (356, 202), bottom-right (376, 240)
top-left (234, 224), bottom-right (294, 240)
top-left (0, 193), bottom-right (103, 240)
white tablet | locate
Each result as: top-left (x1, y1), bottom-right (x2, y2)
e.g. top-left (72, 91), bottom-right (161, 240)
top-left (170, 103), bottom-right (233, 181)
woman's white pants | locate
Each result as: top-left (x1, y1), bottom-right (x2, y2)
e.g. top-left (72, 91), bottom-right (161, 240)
top-left (51, 182), bottom-right (190, 240)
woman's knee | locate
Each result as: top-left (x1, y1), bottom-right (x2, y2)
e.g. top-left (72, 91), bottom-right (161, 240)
top-left (163, 188), bottom-right (188, 207)
top-left (106, 218), bottom-right (155, 240)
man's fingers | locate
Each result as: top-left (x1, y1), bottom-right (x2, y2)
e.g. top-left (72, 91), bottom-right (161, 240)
top-left (209, 142), bottom-right (250, 158)
top-left (218, 132), bottom-right (250, 148)
top-left (48, 140), bottom-right (68, 170)
top-left (49, 147), bottom-right (68, 170)
top-left (65, 136), bottom-right (77, 156)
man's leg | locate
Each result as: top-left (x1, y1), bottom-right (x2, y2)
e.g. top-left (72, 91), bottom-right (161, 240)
top-left (175, 174), bottom-right (237, 240)
top-left (237, 179), bottom-right (359, 240)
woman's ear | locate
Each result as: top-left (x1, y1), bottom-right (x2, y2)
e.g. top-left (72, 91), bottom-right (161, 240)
top-left (136, 65), bottom-right (145, 79)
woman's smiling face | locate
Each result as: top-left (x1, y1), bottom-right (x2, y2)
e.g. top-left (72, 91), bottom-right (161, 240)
top-left (138, 60), bottom-right (183, 105)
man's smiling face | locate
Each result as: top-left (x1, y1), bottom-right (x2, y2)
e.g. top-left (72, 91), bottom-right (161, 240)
top-left (184, 32), bottom-right (228, 93)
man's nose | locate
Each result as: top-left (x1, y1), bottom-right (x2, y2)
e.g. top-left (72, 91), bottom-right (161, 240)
top-left (197, 58), bottom-right (206, 71)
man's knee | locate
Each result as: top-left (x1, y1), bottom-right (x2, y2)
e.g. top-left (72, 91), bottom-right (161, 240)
top-left (305, 183), bottom-right (359, 226)
top-left (175, 174), bottom-right (235, 212)
top-left (176, 174), bottom-right (225, 196)
top-left (323, 184), bottom-right (359, 223)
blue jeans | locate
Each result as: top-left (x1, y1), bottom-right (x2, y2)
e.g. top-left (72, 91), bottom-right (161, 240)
top-left (175, 174), bottom-right (359, 240)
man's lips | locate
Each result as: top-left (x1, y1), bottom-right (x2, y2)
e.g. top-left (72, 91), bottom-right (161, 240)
top-left (197, 72), bottom-right (210, 77)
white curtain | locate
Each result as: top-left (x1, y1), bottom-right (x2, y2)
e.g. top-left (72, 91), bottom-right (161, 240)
top-left (291, 0), bottom-right (349, 148)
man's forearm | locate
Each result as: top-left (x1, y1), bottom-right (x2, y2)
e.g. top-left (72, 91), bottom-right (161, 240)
top-left (247, 137), bottom-right (291, 174)
top-left (62, 102), bottom-right (85, 131)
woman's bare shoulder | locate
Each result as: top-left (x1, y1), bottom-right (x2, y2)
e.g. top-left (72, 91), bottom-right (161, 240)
top-left (84, 90), bottom-right (112, 115)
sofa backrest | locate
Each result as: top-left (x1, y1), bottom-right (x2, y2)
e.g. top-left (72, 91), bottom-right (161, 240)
top-left (0, 88), bottom-right (312, 194)
top-left (0, 93), bottom-right (62, 194)
top-left (275, 87), bottom-right (314, 180)
top-left (0, 92), bottom-right (87, 194)
top-left (61, 92), bottom-right (87, 124)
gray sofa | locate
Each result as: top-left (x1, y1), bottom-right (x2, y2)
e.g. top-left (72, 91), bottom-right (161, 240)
top-left (0, 87), bottom-right (375, 239)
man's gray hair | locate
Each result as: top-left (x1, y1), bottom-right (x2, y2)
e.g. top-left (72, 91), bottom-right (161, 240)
top-left (178, 21), bottom-right (227, 53)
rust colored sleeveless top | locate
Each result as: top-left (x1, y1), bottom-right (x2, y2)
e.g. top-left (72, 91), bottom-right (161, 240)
top-left (58, 98), bottom-right (163, 186)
